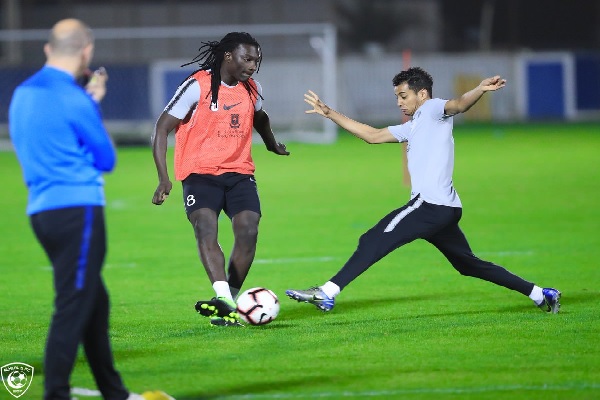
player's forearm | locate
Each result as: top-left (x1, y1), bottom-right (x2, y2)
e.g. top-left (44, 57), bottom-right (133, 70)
top-left (453, 86), bottom-right (486, 114)
top-left (326, 109), bottom-right (381, 142)
top-left (151, 132), bottom-right (170, 182)
top-left (257, 129), bottom-right (278, 149)
top-left (254, 110), bottom-right (278, 148)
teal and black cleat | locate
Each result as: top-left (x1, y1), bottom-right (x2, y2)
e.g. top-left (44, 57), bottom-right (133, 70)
top-left (285, 286), bottom-right (335, 312)
top-left (538, 288), bottom-right (561, 314)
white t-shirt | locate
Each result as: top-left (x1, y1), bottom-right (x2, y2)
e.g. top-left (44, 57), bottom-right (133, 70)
top-left (388, 98), bottom-right (462, 208)
top-left (165, 77), bottom-right (264, 120)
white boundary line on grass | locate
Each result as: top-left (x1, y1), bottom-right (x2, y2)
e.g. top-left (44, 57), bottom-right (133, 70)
top-left (40, 262), bottom-right (139, 270)
top-left (253, 256), bottom-right (340, 264)
top-left (71, 383), bottom-right (600, 399)
top-left (39, 250), bottom-right (533, 271)
top-left (214, 383), bottom-right (600, 399)
top-left (253, 252), bottom-right (535, 263)
top-left (478, 250), bottom-right (535, 257)
top-left (71, 388), bottom-right (102, 397)
top-left (40, 257), bottom-right (336, 270)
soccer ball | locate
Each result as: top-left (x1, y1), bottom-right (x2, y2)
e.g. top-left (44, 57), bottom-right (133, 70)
top-left (236, 287), bottom-right (280, 325)
top-left (8, 371), bottom-right (27, 389)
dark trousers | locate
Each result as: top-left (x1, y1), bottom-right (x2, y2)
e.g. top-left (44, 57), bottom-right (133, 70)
top-left (30, 206), bottom-right (128, 400)
top-left (331, 197), bottom-right (535, 295)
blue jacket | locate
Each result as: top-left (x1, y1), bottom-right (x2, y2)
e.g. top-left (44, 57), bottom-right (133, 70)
top-left (9, 66), bottom-right (116, 215)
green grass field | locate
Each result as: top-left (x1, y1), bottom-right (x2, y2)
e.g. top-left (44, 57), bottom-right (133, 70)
top-left (1, 122), bottom-right (599, 400)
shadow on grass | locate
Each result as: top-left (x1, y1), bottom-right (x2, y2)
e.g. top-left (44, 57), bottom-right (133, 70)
top-left (494, 289), bottom-right (597, 315)
top-left (177, 376), bottom-right (333, 400)
top-left (280, 288), bottom-right (597, 323)
top-left (281, 292), bottom-right (442, 321)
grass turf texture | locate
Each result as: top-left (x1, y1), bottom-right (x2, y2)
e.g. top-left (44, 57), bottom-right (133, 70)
top-left (1, 122), bottom-right (599, 399)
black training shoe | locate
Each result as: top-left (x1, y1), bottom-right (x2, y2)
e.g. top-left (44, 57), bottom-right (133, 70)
top-left (195, 297), bottom-right (240, 321)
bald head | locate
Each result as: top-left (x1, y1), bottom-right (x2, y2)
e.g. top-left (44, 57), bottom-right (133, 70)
top-left (44, 19), bottom-right (95, 77)
top-left (48, 19), bottom-right (93, 56)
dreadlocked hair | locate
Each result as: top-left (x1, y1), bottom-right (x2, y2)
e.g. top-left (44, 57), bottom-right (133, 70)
top-left (181, 32), bottom-right (263, 109)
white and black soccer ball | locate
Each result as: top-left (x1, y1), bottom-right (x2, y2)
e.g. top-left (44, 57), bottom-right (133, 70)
top-left (236, 287), bottom-right (280, 325)
top-left (8, 371), bottom-right (27, 389)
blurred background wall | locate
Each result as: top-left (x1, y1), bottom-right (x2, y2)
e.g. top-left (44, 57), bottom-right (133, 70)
top-left (1, 0), bottom-right (599, 143)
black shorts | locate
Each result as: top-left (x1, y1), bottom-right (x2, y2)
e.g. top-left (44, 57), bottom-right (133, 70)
top-left (182, 173), bottom-right (261, 219)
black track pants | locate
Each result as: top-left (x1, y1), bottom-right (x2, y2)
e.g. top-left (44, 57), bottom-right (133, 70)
top-left (330, 197), bottom-right (535, 296)
top-left (31, 206), bottom-right (128, 400)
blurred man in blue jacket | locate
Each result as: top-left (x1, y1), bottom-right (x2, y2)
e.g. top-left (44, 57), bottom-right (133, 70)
top-left (9, 18), bottom-right (152, 400)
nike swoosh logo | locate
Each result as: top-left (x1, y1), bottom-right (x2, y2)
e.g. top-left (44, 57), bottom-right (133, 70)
top-left (223, 102), bottom-right (242, 110)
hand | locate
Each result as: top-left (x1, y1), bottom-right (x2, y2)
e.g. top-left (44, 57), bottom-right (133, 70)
top-left (304, 90), bottom-right (332, 117)
top-left (479, 75), bottom-right (506, 92)
top-left (152, 180), bottom-right (172, 205)
top-left (86, 67), bottom-right (108, 103)
top-left (268, 141), bottom-right (290, 156)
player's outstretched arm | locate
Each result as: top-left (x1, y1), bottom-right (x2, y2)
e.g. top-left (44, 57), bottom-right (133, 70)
top-left (444, 75), bottom-right (506, 116)
top-left (304, 90), bottom-right (396, 144)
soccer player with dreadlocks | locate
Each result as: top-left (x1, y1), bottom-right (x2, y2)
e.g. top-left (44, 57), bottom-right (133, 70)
top-left (151, 32), bottom-right (289, 327)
